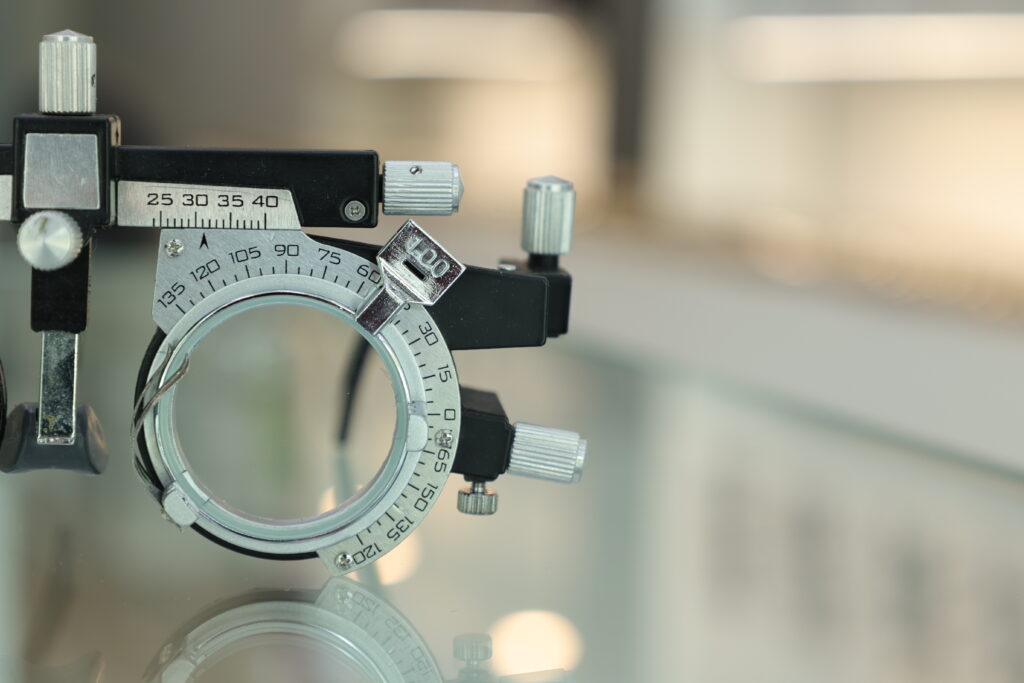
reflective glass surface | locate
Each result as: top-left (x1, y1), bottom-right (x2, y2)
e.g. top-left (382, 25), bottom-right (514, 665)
top-left (2, 238), bottom-right (1024, 682)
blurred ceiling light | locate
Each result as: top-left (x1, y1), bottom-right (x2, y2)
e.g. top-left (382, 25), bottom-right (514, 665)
top-left (336, 10), bottom-right (580, 81)
top-left (488, 609), bottom-right (582, 676)
top-left (317, 485), bottom-right (336, 514)
top-left (729, 14), bottom-right (1024, 82)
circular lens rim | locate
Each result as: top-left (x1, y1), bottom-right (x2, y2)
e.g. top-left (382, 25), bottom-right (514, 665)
top-left (146, 578), bottom-right (443, 683)
top-left (143, 273), bottom-right (439, 557)
top-left (160, 292), bottom-right (409, 538)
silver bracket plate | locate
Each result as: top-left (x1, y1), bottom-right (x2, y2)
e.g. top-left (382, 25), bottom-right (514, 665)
top-left (356, 220), bottom-right (466, 334)
top-left (22, 133), bottom-right (101, 210)
top-left (37, 330), bottom-right (79, 444)
top-left (0, 175), bottom-right (11, 221)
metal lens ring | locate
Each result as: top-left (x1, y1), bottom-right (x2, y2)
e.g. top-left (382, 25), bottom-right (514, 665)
top-left (137, 230), bottom-right (460, 572)
top-left (145, 578), bottom-right (442, 683)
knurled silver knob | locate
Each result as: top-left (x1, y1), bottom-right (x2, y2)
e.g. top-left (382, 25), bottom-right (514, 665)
top-left (521, 176), bottom-right (575, 255)
top-left (457, 481), bottom-right (498, 515)
top-left (382, 161), bottom-right (463, 216)
top-left (454, 633), bottom-right (493, 663)
top-left (17, 210), bottom-right (83, 271)
top-left (508, 422), bottom-right (586, 484)
top-left (39, 30), bottom-right (96, 115)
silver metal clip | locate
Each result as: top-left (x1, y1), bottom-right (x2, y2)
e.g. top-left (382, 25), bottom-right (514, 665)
top-left (356, 220), bottom-right (466, 334)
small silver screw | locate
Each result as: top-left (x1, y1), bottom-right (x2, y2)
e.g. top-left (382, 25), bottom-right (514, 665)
top-left (497, 261), bottom-right (517, 272)
top-left (409, 165), bottom-right (422, 175)
top-left (164, 239), bottom-right (185, 258)
top-left (435, 429), bottom-right (454, 449)
top-left (343, 200), bottom-right (367, 222)
top-left (335, 552), bottom-right (354, 571)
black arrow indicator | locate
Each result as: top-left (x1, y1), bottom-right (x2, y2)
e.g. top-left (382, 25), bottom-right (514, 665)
top-left (199, 233), bottom-right (209, 249)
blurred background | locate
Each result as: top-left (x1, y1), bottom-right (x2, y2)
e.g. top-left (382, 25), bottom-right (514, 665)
top-left (4, 0), bottom-right (1024, 681)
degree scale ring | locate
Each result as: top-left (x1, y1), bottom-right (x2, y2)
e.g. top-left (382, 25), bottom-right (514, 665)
top-left (135, 228), bottom-right (461, 572)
